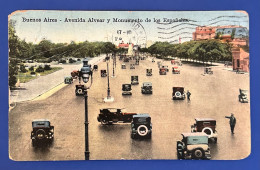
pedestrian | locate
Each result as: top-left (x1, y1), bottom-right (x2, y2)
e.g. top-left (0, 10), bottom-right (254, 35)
top-left (225, 113), bottom-right (236, 134)
top-left (187, 90), bottom-right (191, 101)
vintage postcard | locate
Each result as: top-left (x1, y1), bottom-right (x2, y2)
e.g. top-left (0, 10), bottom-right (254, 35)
top-left (8, 11), bottom-right (250, 161)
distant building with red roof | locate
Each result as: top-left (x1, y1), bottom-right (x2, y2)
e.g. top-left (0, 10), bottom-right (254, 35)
top-left (117, 41), bottom-right (134, 49)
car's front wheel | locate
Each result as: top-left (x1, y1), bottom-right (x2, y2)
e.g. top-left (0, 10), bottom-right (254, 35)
top-left (192, 148), bottom-right (205, 159)
top-left (101, 118), bottom-right (108, 125)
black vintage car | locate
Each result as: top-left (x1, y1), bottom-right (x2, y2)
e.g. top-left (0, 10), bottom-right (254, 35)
top-left (146, 69), bottom-right (152, 76)
top-left (75, 84), bottom-right (86, 96)
top-left (131, 76), bottom-right (139, 85)
top-left (172, 87), bottom-right (185, 100)
top-left (97, 108), bottom-right (137, 124)
top-left (141, 82), bottom-right (153, 94)
top-left (101, 70), bottom-right (107, 77)
top-left (238, 89), bottom-right (249, 103)
top-left (93, 65), bottom-right (98, 71)
top-left (131, 114), bottom-right (152, 139)
top-left (122, 84), bottom-right (132, 95)
top-left (31, 119), bottom-right (54, 147)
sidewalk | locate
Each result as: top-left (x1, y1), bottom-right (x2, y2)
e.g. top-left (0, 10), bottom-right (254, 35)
top-left (9, 55), bottom-right (106, 104)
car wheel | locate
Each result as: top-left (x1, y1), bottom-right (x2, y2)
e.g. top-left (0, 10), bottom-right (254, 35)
top-left (32, 140), bottom-right (36, 147)
top-left (77, 88), bottom-right (83, 94)
top-left (202, 127), bottom-right (213, 136)
top-left (192, 148), bottom-right (205, 159)
top-left (101, 119), bottom-right (108, 125)
top-left (137, 125), bottom-right (148, 136)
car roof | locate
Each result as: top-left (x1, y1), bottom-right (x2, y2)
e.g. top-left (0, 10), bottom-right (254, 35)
top-left (195, 118), bottom-right (216, 121)
top-left (133, 114), bottom-right (150, 118)
top-left (182, 132), bottom-right (208, 137)
top-left (32, 119), bottom-right (50, 122)
top-left (143, 82), bottom-right (152, 85)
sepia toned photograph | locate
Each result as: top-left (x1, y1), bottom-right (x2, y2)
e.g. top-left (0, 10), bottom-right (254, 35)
top-left (8, 10), bottom-right (250, 161)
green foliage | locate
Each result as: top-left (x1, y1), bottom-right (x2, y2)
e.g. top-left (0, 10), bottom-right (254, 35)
top-left (19, 64), bottom-right (27, 73)
top-left (35, 66), bottom-right (45, 72)
top-left (29, 66), bottom-right (34, 71)
top-left (44, 65), bottom-right (51, 70)
top-left (9, 58), bottom-right (19, 87)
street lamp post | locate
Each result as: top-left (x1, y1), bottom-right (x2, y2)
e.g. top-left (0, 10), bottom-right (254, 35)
top-left (104, 57), bottom-right (114, 102)
top-left (79, 58), bottom-right (93, 160)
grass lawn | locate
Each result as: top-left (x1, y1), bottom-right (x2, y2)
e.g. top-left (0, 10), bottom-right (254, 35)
top-left (16, 67), bottom-right (63, 83)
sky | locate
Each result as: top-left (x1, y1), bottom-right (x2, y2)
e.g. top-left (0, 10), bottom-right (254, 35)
top-left (9, 11), bottom-right (249, 46)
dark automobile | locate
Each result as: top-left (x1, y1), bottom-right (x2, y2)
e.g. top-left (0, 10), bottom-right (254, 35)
top-left (75, 84), bottom-right (86, 96)
top-left (172, 87), bottom-right (185, 100)
top-left (238, 89), bottom-right (249, 103)
top-left (141, 82), bottom-right (153, 94)
top-left (130, 64), bottom-right (135, 69)
top-left (159, 68), bottom-right (167, 75)
top-left (31, 119), bottom-right (54, 147)
top-left (131, 76), bottom-right (139, 85)
top-left (101, 70), bottom-right (107, 77)
top-left (122, 84), bottom-right (132, 95)
top-left (121, 63), bottom-right (126, 69)
top-left (97, 108), bottom-right (137, 124)
top-left (191, 118), bottom-right (218, 143)
top-left (177, 133), bottom-right (211, 160)
top-left (93, 65), bottom-right (98, 70)
top-left (146, 69), bottom-right (152, 76)
top-left (64, 76), bottom-right (73, 84)
top-left (131, 114), bottom-right (152, 139)
top-left (124, 58), bottom-right (129, 62)
top-left (135, 59), bottom-right (139, 65)
top-left (204, 67), bottom-right (213, 74)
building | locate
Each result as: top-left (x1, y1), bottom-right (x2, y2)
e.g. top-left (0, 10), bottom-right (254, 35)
top-left (232, 47), bottom-right (249, 72)
top-left (117, 41), bottom-right (133, 49)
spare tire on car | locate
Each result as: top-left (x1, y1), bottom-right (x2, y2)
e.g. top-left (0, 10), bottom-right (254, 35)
top-left (192, 148), bottom-right (205, 159)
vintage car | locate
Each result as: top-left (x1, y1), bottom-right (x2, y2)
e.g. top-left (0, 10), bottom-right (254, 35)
top-left (238, 89), bottom-right (249, 103)
top-left (171, 60), bottom-right (175, 64)
top-left (131, 114), bottom-right (152, 139)
top-left (176, 133), bottom-right (211, 160)
top-left (75, 84), bottom-right (86, 96)
top-left (97, 108), bottom-right (137, 124)
top-left (152, 58), bottom-right (155, 62)
top-left (64, 76), bottom-right (73, 84)
top-left (161, 65), bottom-right (169, 72)
top-left (131, 76), bottom-right (139, 85)
top-left (93, 65), bottom-right (98, 70)
top-left (141, 82), bottom-right (153, 94)
top-left (176, 60), bottom-right (182, 66)
top-left (31, 119), bottom-right (54, 147)
top-left (71, 70), bottom-right (79, 79)
top-left (204, 67), bottom-right (213, 74)
top-left (122, 84), bottom-right (132, 95)
top-left (191, 118), bottom-right (218, 143)
top-left (101, 70), bottom-right (107, 77)
top-left (130, 64), bottom-right (135, 69)
top-left (146, 69), bottom-right (152, 76)
top-left (124, 58), bottom-right (129, 62)
top-left (172, 87), bottom-right (185, 100)
top-left (172, 67), bottom-right (180, 74)
top-left (159, 68), bottom-right (167, 75)
top-left (135, 59), bottom-right (139, 65)
top-left (121, 63), bottom-right (126, 69)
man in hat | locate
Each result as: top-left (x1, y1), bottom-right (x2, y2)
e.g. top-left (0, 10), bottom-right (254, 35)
top-left (225, 113), bottom-right (236, 134)
top-left (186, 90), bottom-right (191, 101)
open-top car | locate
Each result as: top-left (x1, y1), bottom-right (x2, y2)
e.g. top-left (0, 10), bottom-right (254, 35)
top-left (238, 89), bottom-right (249, 103)
top-left (172, 87), bottom-right (185, 100)
top-left (172, 67), bottom-right (180, 74)
top-left (97, 108), bottom-right (137, 124)
top-left (141, 82), bottom-right (153, 94)
top-left (101, 70), bottom-right (107, 77)
top-left (31, 119), bottom-right (54, 147)
top-left (131, 114), bottom-right (152, 139)
top-left (191, 118), bottom-right (218, 143)
top-left (204, 67), bottom-right (213, 74)
top-left (64, 76), bottom-right (73, 84)
top-left (121, 63), bottom-right (126, 69)
top-left (146, 69), bottom-right (152, 76)
top-left (130, 64), bottom-right (135, 69)
top-left (122, 84), bottom-right (132, 95)
top-left (93, 65), bottom-right (98, 70)
top-left (131, 76), bottom-right (139, 85)
top-left (176, 133), bottom-right (211, 160)
top-left (75, 84), bottom-right (86, 96)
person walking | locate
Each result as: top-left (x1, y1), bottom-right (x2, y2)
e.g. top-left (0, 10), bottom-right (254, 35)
top-left (187, 90), bottom-right (191, 101)
top-left (225, 113), bottom-right (236, 134)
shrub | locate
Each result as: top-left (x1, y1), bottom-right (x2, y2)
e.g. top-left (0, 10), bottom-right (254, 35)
top-left (44, 64), bottom-right (51, 70)
top-left (30, 71), bottom-right (36, 75)
top-left (29, 66), bottom-right (34, 71)
top-left (36, 66), bottom-right (45, 72)
top-left (20, 64), bottom-right (27, 73)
